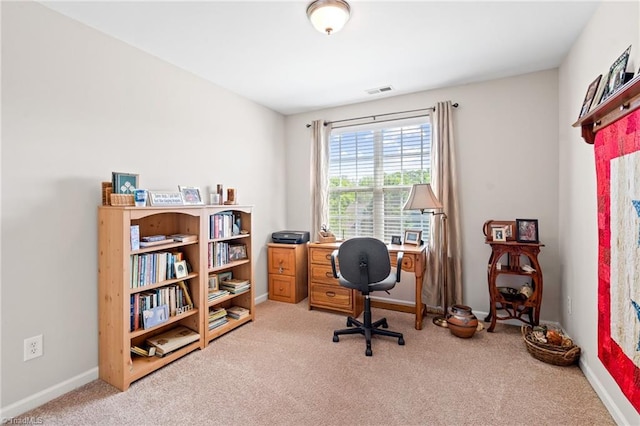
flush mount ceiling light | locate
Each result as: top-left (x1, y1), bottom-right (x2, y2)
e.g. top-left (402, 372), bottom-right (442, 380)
top-left (306, 0), bottom-right (351, 35)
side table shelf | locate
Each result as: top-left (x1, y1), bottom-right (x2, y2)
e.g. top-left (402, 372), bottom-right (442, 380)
top-left (485, 241), bottom-right (544, 332)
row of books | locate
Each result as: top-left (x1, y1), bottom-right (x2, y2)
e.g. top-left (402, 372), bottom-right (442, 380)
top-left (219, 278), bottom-right (250, 294)
top-left (130, 251), bottom-right (185, 288)
top-left (129, 281), bottom-right (193, 332)
top-left (208, 242), bottom-right (232, 268)
top-left (209, 211), bottom-right (241, 239)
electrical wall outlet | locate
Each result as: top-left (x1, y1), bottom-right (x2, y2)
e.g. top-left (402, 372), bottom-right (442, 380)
top-left (24, 335), bottom-right (43, 361)
top-left (567, 296), bottom-right (572, 315)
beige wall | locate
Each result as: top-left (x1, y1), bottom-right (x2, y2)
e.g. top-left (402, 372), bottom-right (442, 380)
top-left (285, 69), bottom-right (561, 321)
top-left (1, 1), bottom-right (284, 413)
top-left (558, 1), bottom-right (639, 424)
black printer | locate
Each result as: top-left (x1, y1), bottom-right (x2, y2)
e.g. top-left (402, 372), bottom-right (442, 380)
top-left (271, 230), bottom-right (310, 244)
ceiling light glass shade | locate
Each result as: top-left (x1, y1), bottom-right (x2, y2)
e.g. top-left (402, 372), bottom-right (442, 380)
top-left (403, 184), bottom-right (443, 214)
top-left (306, 0), bottom-right (351, 35)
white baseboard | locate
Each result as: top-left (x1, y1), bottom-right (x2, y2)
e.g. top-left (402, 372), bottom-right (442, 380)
top-left (579, 359), bottom-right (632, 426)
top-left (1, 368), bottom-right (98, 419)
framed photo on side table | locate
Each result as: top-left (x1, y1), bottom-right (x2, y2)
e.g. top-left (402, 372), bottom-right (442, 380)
top-left (492, 227), bottom-right (507, 242)
top-left (516, 219), bottom-right (539, 244)
top-left (404, 229), bottom-right (422, 246)
top-left (178, 186), bottom-right (204, 205)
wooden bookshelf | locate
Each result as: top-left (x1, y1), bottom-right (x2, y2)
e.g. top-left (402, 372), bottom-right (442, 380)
top-left (97, 205), bottom-right (254, 391)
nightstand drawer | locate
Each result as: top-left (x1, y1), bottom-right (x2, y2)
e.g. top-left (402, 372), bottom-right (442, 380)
top-left (268, 247), bottom-right (296, 275)
top-left (309, 264), bottom-right (339, 285)
top-left (310, 283), bottom-right (352, 309)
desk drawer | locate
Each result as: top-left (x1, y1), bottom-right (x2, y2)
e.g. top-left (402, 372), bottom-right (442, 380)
top-left (269, 275), bottom-right (294, 302)
top-left (310, 264), bottom-right (339, 285)
top-left (268, 247), bottom-right (296, 275)
top-left (309, 247), bottom-right (336, 265)
top-left (310, 283), bottom-right (352, 309)
top-left (389, 252), bottom-right (415, 271)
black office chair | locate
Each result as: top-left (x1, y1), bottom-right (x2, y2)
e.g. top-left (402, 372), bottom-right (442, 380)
top-left (330, 237), bottom-right (405, 356)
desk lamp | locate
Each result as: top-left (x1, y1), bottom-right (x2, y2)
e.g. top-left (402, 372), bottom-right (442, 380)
top-left (403, 183), bottom-right (449, 327)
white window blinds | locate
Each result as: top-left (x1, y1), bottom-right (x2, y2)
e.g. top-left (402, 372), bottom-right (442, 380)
top-left (328, 116), bottom-right (433, 242)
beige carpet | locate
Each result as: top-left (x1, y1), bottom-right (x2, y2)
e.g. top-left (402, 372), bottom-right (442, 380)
top-left (18, 300), bottom-right (613, 425)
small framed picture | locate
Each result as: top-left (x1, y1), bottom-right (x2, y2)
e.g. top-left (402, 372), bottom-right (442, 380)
top-left (516, 219), bottom-right (539, 244)
top-left (492, 227), bottom-right (507, 242)
top-left (578, 74), bottom-right (602, 119)
top-left (174, 260), bottom-right (188, 279)
top-left (112, 172), bottom-right (139, 195)
top-left (403, 229), bottom-right (422, 246)
top-left (391, 235), bottom-right (402, 245)
top-left (229, 244), bottom-right (248, 261)
top-left (208, 275), bottom-right (219, 292)
top-left (600, 45), bottom-right (631, 103)
top-left (178, 186), bottom-right (204, 205)
top-left (218, 271), bottom-right (233, 283)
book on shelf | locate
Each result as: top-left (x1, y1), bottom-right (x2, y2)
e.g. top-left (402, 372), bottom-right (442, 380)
top-left (130, 345), bottom-right (156, 357)
top-left (220, 279), bottom-right (250, 294)
top-left (170, 233), bottom-right (198, 243)
top-left (146, 325), bottom-right (199, 356)
top-left (139, 239), bottom-right (173, 248)
top-left (141, 235), bottom-right (167, 242)
top-left (226, 305), bottom-right (250, 320)
top-left (208, 317), bottom-right (228, 330)
top-left (208, 289), bottom-right (230, 301)
top-left (130, 225), bottom-right (140, 251)
top-left (208, 307), bottom-right (227, 321)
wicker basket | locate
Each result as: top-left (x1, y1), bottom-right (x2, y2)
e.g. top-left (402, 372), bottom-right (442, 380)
top-left (110, 193), bottom-right (135, 206)
top-left (521, 325), bottom-right (581, 366)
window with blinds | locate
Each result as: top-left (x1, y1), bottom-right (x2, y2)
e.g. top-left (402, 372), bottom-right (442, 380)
top-left (328, 116), bottom-right (433, 242)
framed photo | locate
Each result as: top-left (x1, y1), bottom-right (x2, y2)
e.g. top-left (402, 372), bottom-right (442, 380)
top-left (600, 45), bottom-right (631, 103)
top-left (403, 229), bottom-right (422, 246)
top-left (484, 220), bottom-right (515, 241)
top-left (218, 271), bottom-right (233, 283)
top-left (229, 244), bottom-right (248, 261)
top-left (391, 235), bottom-right (402, 245)
top-left (174, 260), bottom-right (188, 279)
top-left (516, 219), bottom-right (539, 243)
top-left (112, 172), bottom-right (139, 195)
top-left (578, 74), bottom-right (602, 119)
top-left (148, 191), bottom-right (184, 206)
top-left (178, 186), bottom-right (204, 205)
top-left (491, 227), bottom-right (507, 242)
top-left (208, 275), bottom-right (219, 292)
top-left (142, 304), bottom-right (169, 329)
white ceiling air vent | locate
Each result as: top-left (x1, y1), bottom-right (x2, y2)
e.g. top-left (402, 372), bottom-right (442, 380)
top-left (366, 86), bottom-right (393, 95)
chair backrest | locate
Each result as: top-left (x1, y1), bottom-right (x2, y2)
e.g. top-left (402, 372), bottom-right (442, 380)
top-left (337, 237), bottom-right (391, 286)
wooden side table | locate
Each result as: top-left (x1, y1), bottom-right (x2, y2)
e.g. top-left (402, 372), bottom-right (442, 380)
top-left (485, 241), bottom-right (544, 332)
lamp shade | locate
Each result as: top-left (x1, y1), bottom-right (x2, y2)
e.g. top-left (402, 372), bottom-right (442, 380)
top-left (403, 184), bottom-right (443, 214)
top-left (306, 0), bottom-right (351, 35)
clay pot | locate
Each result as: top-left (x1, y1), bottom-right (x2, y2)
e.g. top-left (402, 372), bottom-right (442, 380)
top-left (447, 304), bottom-right (478, 338)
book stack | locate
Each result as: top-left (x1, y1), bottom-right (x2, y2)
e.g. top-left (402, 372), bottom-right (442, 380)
top-left (170, 234), bottom-right (198, 243)
top-left (208, 307), bottom-right (228, 330)
top-left (139, 235), bottom-right (172, 248)
top-left (219, 278), bottom-right (250, 294)
top-left (226, 305), bottom-right (250, 320)
top-left (130, 345), bottom-right (156, 357)
top-left (208, 289), bottom-right (230, 302)
top-left (146, 326), bottom-right (200, 357)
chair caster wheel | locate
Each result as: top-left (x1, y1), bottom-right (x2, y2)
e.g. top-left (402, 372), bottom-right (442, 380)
top-left (333, 335), bottom-right (339, 343)
top-left (398, 337), bottom-right (405, 345)
top-left (365, 348), bottom-right (372, 356)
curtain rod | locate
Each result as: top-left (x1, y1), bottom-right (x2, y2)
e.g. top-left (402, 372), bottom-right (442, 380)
top-left (305, 103), bottom-right (458, 128)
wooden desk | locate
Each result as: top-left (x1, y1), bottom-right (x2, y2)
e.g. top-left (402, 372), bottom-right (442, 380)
top-left (307, 242), bottom-right (427, 330)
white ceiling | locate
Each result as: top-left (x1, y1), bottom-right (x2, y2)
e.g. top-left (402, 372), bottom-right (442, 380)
top-left (41, 1), bottom-right (599, 115)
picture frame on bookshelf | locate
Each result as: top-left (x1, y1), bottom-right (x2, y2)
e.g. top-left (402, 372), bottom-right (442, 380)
top-left (112, 172), bottom-right (139, 195)
top-left (142, 304), bottom-right (169, 329)
top-left (218, 271), bottom-right (232, 283)
top-left (403, 229), bottom-right (422, 246)
top-left (174, 260), bottom-right (188, 279)
top-left (600, 45), bottom-right (632, 103)
top-left (578, 74), bottom-right (602, 119)
top-left (178, 186), bottom-right (204, 205)
top-left (208, 275), bottom-right (219, 291)
top-left (229, 244), bottom-right (248, 261)
top-left (516, 219), bottom-right (539, 244)
top-left (148, 191), bottom-right (184, 206)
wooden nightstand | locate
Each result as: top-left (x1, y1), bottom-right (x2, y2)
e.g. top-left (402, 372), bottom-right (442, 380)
top-left (267, 243), bottom-right (308, 303)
